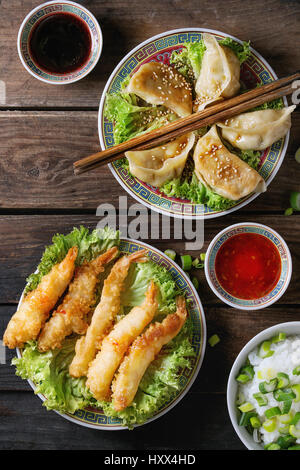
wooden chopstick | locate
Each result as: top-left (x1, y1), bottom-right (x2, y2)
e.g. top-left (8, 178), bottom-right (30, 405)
top-left (74, 71), bottom-right (300, 174)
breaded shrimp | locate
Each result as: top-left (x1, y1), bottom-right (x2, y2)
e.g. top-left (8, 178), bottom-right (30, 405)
top-left (3, 246), bottom-right (78, 349)
top-left (69, 249), bottom-right (148, 378)
top-left (86, 281), bottom-right (158, 401)
top-left (37, 246), bottom-right (118, 352)
top-left (112, 296), bottom-right (187, 411)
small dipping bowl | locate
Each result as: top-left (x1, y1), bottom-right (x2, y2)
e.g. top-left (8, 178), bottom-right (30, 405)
top-left (17, 1), bottom-right (102, 84)
top-left (204, 223), bottom-right (292, 310)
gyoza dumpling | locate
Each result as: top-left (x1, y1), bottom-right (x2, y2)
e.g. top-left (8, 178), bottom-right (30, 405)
top-left (217, 105), bottom-right (296, 151)
top-left (125, 133), bottom-right (195, 187)
top-left (126, 62), bottom-right (193, 117)
top-left (193, 125), bottom-right (266, 201)
top-left (195, 33), bottom-right (240, 111)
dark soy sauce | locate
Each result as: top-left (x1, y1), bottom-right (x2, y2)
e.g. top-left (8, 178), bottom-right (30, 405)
top-left (29, 12), bottom-right (92, 74)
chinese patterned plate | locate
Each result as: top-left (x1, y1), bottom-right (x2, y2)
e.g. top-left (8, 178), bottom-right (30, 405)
top-left (16, 238), bottom-right (206, 430)
top-left (98, 28), bottom-right (289, 219)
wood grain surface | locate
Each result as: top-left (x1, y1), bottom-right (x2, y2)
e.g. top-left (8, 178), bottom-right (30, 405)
top-left (0, 0), bottom-right (299, 451)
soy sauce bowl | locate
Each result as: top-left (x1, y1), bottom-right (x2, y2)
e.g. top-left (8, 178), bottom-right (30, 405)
top-left (204, 223), bottom-right (292, 310)
top-left (17, 1), bottom-right (102, 84)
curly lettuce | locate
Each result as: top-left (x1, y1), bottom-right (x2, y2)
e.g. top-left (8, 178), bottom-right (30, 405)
top-left (12, 227), bottom-right (195, 428)
top-left (25, 226), bottom-right (120, 294)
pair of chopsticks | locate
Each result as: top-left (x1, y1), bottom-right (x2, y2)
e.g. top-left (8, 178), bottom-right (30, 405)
top-left (73, 71), bottom-right (300, 175)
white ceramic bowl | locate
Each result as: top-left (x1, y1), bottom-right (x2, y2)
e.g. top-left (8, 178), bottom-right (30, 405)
top-left (17, 1), bottom-right (102, 84)
top-left (204, 222), bottom-right (292, 310)
top-left (227, 322), bottom-right (300, 450)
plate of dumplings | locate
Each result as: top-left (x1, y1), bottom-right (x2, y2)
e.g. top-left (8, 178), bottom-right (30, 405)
top-left (98, 28), bottom-right (295, 219)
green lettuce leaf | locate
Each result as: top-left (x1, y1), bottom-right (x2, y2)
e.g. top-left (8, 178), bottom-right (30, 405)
top-left (104, 92), bottom-right (177, 145)
top-left (12, 338), bottom-right (92, 414)
top-left (25, 226), bottom-right (120, 294)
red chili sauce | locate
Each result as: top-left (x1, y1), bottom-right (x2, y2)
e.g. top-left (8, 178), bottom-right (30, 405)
top-left (29, 12), bottom-right (92, 74)
top-left (215, 233), bottom-right (281, 300)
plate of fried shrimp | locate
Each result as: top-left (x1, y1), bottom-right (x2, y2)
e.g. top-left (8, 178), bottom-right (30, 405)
top-left (3, 226), bottom-right (206, 430)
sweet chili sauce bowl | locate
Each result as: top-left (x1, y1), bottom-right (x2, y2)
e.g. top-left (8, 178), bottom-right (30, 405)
top-left (17, 1), bottom-right (103, 85)
top-left (204, 223), bottom-right (292, 310)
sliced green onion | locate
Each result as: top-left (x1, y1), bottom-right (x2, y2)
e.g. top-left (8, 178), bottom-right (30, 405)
top-left (273, 388), bottom-right (296, 402)
top-left (295, 147), bottom-right (300, 164)
top-left (258, 340), bottom-right (274, 358)
top-left (238, 402), bottom-right (255, 413)
top-left (250, 416), bottom-right (261, 429)
top-left (191, 276), bottom-right (199, 290)
top-left (276, 435), bottom-right (296, 449)
top-left (239, 411), bottom-right (257, 427)
top-left (289, 425), bottom-right (300, 438)
top-left (241, 365), bottom-right (254, 380)
top-left (259, 378), bottom-right (278, 394)
top-left (253, 392), bottom-right (268, 406)
top-left (290, 412), bottom-right (300, 425)
top-left (180, 254), bottom-right (192, 271)
top-left (236, 373), bottom-right (251, 384)
top-left (271, 332), bottom-right (286, 343)
top-left (288, 445), bottom-right (300, 450)
top-left (290, 191), bottom-right (300, 211)
top-left (292, 384), bottom-right (300, 402)
top-left (164, 249), bottom-right (176, 261)
top-left (278, 412), bottom-right (294, 425)
top-left (208, 334), bottom-right (220, 347)
top-left (281, 400), bottom-right (293, 414)
top-left (265, 407), bottom-right (281, 419)
top-left (263, 418), bottom-right (277, 432)
top-left (293, 365), bottom-right (300, 376)
top-left (200, 252), bottom-right (206, 261)
top-left (277, 372), bottom-right (290, 389)
top-left (278, 424), bottom-right (290, 435)
top-left (285, 207), bottom-right (294, 216)
top-left (265, 443), bottom-right (281, 450)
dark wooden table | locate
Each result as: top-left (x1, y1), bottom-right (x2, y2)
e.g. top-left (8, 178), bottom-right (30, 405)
top-left (0, 0), bottom-right (299, 451)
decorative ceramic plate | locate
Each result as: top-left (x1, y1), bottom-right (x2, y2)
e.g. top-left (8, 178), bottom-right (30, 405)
top-left (16, 238), bottom-right (206, 430)
top-left (98, 28), bottom-right (289, 219)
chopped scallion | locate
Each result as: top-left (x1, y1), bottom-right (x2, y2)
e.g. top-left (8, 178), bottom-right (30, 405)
top-left (273, 388), bottom-right (296, 402)
top-left (180, 254), bottom-right (192, 271)
top-left (289, 425), bottom-right (300, 438)
top-left (259, 378), bottom-right (278, 394)
top-left (208, 334), bottom-right (220, 347)
top-left (276, 435), bottom-right (296, 449)
top-left (258, 340), bottom-right (274, 359)
top-left (285, 207), bottom-right (294, 216)
top-left (263, 418), bottom-right (277, 432)
top-left (253, 392), bottom-right (268, 406)
top-left (238, 402), bottom-right (255, 413)
top-left (191, 276), bottom-right (199, 290)
top-left (265, 406), bottom-right (281, 419)
top-left (292, 384), bottom-right (300, 402)
top-left (250, 416), bottom-right (261, 428)
top-left (293, 365), bottom-right (300, 376)
top-left (277, 372), bottom-right (290, 389)
top-left (290, 191), bottom-right (300, 211)
top-left (164, 249), bottom-right (176, 261)
top-left (271, 332), bottom-right (286, 343)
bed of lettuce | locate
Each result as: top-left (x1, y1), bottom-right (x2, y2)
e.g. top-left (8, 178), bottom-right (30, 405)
top-left (12, 226), bottom-right (196, 428)
top-left (104, 37), bottom-right (283, 212)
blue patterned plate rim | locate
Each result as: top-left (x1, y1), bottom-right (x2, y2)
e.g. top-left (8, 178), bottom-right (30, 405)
top-left (16, 237), bottom-right (206, 430)
top-left (98, 27), bottom-right (289, 220)
top-left (204, 222), bottom-right (292, 310)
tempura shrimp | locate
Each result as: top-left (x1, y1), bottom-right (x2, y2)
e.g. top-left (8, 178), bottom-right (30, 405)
top-left (37, 246), bottom-right (118, 352)
top-left (69, 249), bottom-right (148, 378)
top-left (112, 296), bottom-right (187, 411)
top-left (3, 246), bottom-right (78, 349)
top-left (86, 281), bottom-right (158, 401)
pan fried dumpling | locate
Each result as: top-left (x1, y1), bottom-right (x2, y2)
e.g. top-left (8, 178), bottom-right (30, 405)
top-left (195, 33), bottom-right (240, 111)
top-left (125, 133), bottom-right (195, 187)
top-left (217, 105), bottom-right (296, 151)
top-left (193, 125), bottom-right (265, 201)
top-left (126, 62), bottom-right (193, 117)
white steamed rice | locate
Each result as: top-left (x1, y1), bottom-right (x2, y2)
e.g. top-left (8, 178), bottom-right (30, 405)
top-left (238, 335), bottom-right (300, 446)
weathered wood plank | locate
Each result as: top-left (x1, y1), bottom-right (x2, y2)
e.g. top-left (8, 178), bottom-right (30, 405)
top-left (0, 111), bottom-right (299, 210)
top-left (0, 390), bottom-right (243, 450)
top-left (1, 0), bottom-right (299, 108)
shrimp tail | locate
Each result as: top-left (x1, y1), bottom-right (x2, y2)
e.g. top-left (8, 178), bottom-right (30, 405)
top-left (91, 246), bottom-right (119, 273)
